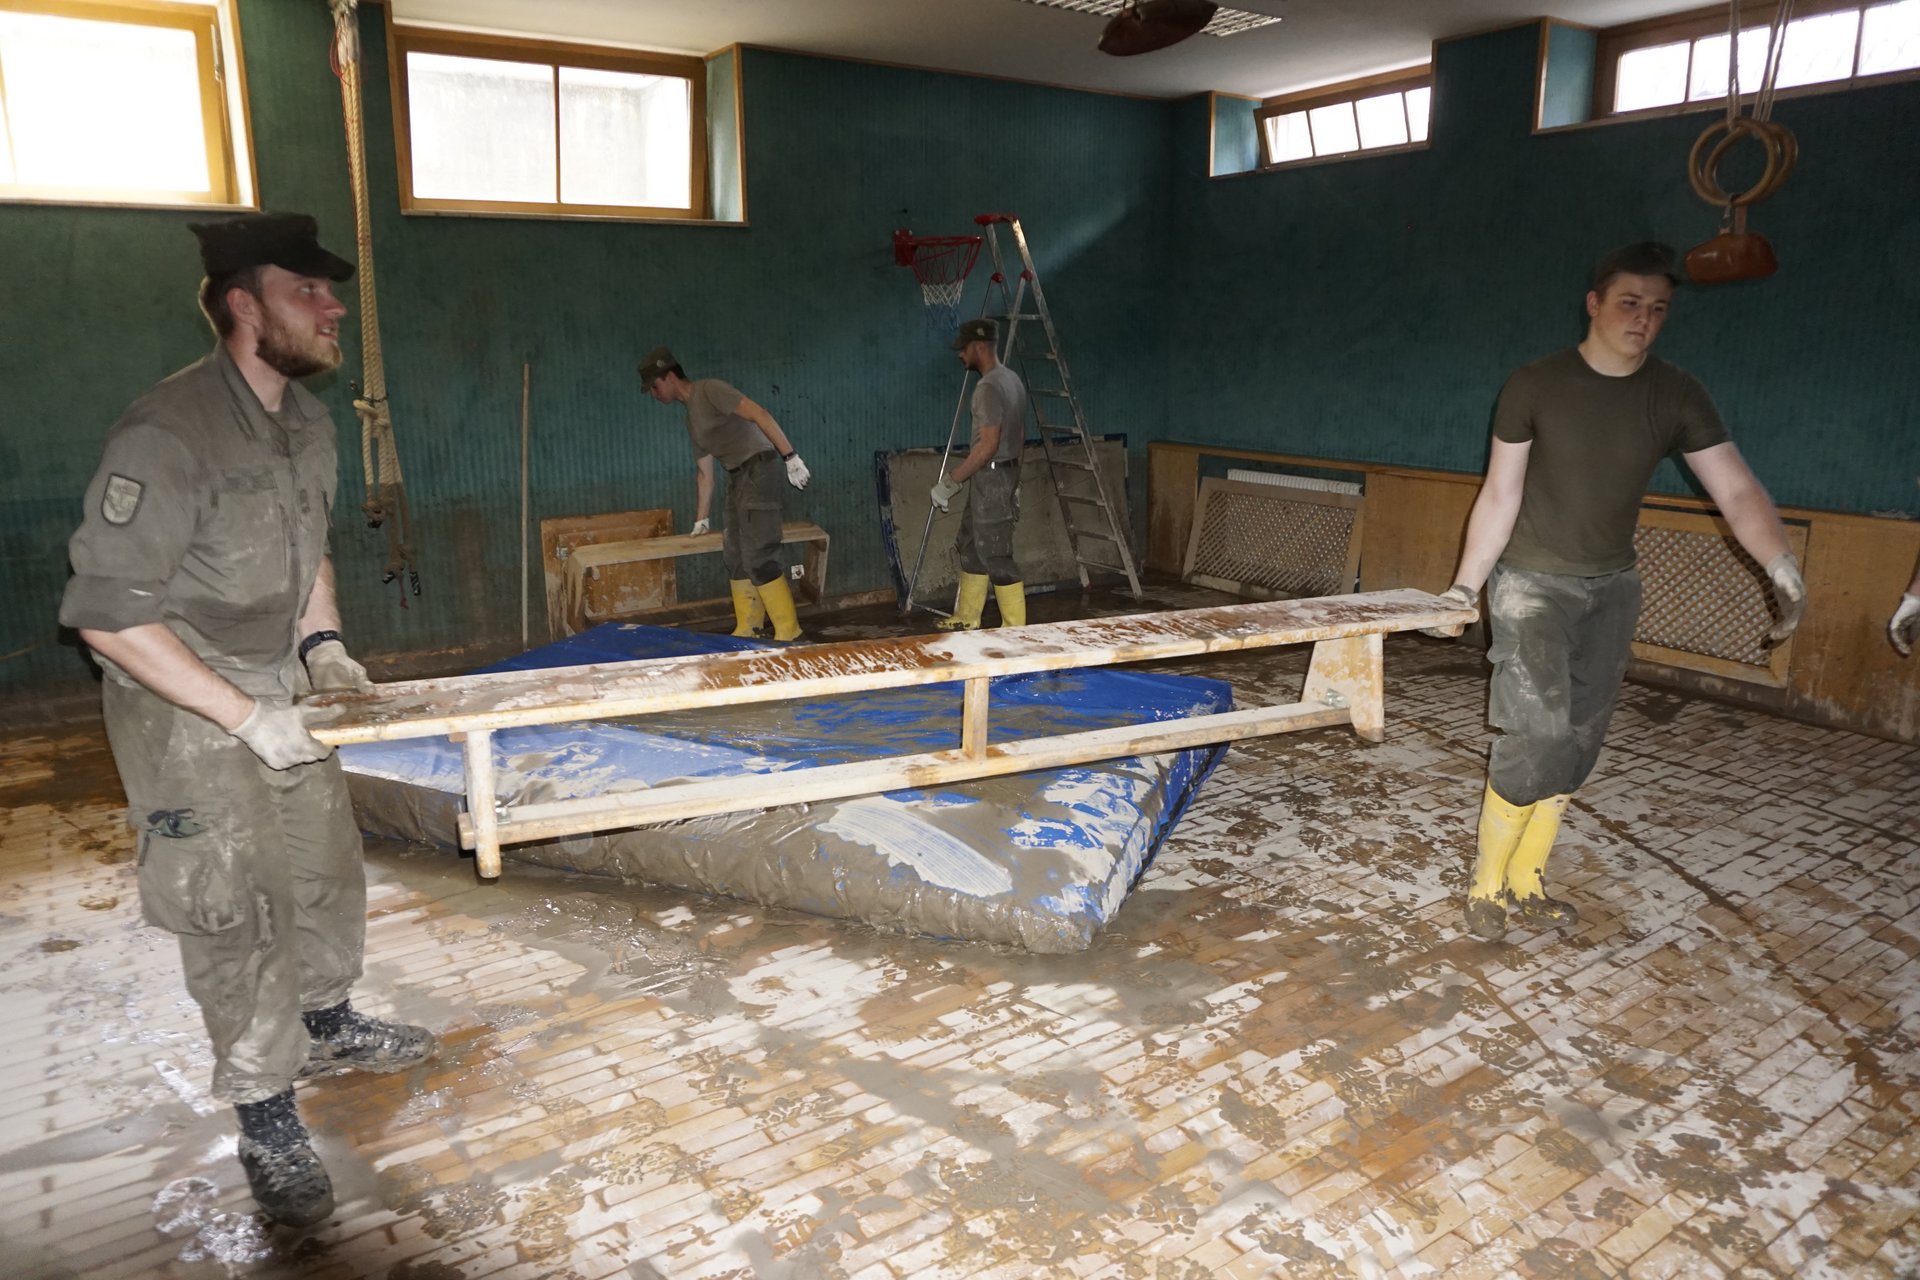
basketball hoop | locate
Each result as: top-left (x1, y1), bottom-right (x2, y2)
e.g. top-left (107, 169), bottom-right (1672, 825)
top-left (895, 229), bottom-right (983, 339)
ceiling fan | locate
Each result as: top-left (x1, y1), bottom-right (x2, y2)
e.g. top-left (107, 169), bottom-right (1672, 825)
top-left (1098, 0), bottom-right (1219, 56)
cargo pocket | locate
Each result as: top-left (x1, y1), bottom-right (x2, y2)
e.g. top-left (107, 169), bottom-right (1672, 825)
top-left (136, 808), bottom-right (246, 935)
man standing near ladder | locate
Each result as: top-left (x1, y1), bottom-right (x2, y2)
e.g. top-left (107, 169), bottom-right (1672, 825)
top-left (931, 317), bottom-right (1030, 630)
top-left (60, 213), bottom-right (435, 1228)
top-left (1429, 242), bottom-right (1806, 942)
top-left (637, 348), bottom-right (811, 642)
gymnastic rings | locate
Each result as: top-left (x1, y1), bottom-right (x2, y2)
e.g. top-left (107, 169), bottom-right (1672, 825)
top-left (1687, 116), bottom-right (1798, 211)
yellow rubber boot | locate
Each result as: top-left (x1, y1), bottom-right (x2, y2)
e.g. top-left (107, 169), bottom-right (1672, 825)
top-left (728, 579), bottom-right (765, 637)
top-left (938, 572), bottom-right (990, 631)
top-left (754, 575), bottom-right (803, 642)
top-left (1507, 793), bottom-right (1578, 929)
top-left (993, 581), bottom-right (1027, 628)
top-left (1468, 782), bottom-right (1535, 940)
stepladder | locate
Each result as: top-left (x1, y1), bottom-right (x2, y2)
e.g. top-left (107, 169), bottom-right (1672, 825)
top-left (901, 213), bottom-right (1144, 614)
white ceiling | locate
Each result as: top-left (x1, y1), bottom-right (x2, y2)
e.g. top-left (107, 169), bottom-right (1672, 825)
top-left (389, 0), bottom-right (1708, 99)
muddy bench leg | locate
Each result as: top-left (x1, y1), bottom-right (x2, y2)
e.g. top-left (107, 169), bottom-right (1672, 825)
top-left (1301, 633), bottom-right (1385, 743)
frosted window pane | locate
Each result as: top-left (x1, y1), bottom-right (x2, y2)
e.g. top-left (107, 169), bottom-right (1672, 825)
top-left (0, 13), bottom-right (208, 193)
top-left (408, 52), bottom-right (554, 202)
top-left (1405, 86), bottom-right (1431, 141)
top-left (1775, 10), bottom-right (1861, 87)
top-left (1861, 0), bottom-right (1920, 74)
top-left (1307, 102), bottom-right (1358, 156)
top-left (1615, 42), bottom-right (1690, 111)
top-left (558, 66), bottom-right (691, 209)
top-left (1688, 29), bottom-right (1774, 100)
top-left (1354, 91), bottom-right (1409, 148)
top-left (1265, 110), bottom-right (1311, 163)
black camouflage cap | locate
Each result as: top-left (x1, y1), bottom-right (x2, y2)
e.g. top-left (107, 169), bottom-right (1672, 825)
top-left (951, 317), bottom-right (996, 350)
top-left (189, 212), bottom-right (354, 282)
top-left (637, 346), bottom-right (678, 387)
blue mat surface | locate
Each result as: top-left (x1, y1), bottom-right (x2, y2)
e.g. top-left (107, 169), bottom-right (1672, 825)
top-left (341, 624), bottom-right (1232, 952)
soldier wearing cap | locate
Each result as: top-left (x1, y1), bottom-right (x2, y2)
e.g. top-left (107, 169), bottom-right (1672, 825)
top-left (930, 317), bottom-right (1030, 630)
top-left (1428, 241), bottom-right (1805, 942)
top-left (60, 212), bottom-right (434, 1228)
top-left (637, 347), bottom-right (812, 642)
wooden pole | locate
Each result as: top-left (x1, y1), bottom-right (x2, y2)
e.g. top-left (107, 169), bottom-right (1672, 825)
top-left (520, 361), bottom-right (531, 648)
top-left (463, 728), bottom-right (501, 877)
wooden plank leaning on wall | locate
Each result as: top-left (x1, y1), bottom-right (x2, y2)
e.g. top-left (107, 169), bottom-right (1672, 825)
top-left (1147, 441), bottom-right (1920, 745)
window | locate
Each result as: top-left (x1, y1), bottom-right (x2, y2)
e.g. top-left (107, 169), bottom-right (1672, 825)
top-left (1256, 70), bottom-right (1432, 168)
top-left (1598, 0), bottom-right (1920, 116)
top-left (389, 22), bottom-right (707, 220)
top-left (0, 0), bottom-right (253, 207)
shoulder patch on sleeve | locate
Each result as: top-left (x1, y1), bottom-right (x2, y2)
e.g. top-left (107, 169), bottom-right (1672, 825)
top-left (102, 474), bottom-right (144, 526)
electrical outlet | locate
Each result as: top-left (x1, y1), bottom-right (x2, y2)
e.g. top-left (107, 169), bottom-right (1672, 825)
top-left (789, 564), bottom-right (804, 581)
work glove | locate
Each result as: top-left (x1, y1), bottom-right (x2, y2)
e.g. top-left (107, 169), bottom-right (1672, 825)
top-left (1891, 593), bottom-right (1920, 657)
top-left (1763, 553), bottom-right (1807, 644)
top-left (231, 699), bottom-right (334, 770)
top-left (784, 453), bottom-right (811, 489)
top-left (1419, 583), bottom-right (1478, 639)
top-left (689, 518), bottom-right (711, 537)
top-left (930, 476), bottom-right (963, 512)
top-left (303, 638), bottom-right (371, 693)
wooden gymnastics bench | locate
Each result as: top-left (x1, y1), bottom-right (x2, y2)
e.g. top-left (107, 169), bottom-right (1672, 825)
top-left (304, 589), bottom-right (1475, 878)
top-left (560, 521), bottom-right (830, 634)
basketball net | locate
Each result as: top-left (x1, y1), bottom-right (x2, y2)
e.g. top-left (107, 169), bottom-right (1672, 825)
top-left (896, 231), bottom-right (982, 341)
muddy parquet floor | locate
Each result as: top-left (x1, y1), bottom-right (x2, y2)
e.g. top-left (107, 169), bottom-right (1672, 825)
top-left (2, 591), bottom-right (1917, 1279)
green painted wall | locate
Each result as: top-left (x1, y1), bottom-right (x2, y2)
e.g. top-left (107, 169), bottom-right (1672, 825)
top-left (0, 1), bottom-right (1172, 697)
top-left (3, 9), bottom-right (1914, 702)
top-left (1170, 23), bottom-right (1920, 518)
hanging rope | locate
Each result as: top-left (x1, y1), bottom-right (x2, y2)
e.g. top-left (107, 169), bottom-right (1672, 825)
top-left (1684, 1), bottom-right (1798, 281)
top-left (329, 0), bottom-right (420, 599)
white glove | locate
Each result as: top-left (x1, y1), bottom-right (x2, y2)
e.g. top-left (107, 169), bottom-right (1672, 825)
top-left (1420, 583), bottom-right (1478, 639)
top-left (1891, 593), bottom-right (1920, 657)
top-left (1763, 553), bottom-right (1807, 644)
top-left (303, 638), bottom-right (370, 693)
top-left (784, 453), bottom-right (811, 489)
top-left (689, 518), bottom-right (711, 537)
top-left (930, 476), bottom-right (963, 512)
top-left (231, 699), bottom-right (334, 770)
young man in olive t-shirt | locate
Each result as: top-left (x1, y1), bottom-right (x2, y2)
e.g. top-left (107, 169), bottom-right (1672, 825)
top-left (1431, 242), bottom-right (1807, 941)
top-left (638, 347), bottom-right (812, 641)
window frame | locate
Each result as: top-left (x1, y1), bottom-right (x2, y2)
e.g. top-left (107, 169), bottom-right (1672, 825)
top-left (0, 0), bottom-right (253, 209)
top-left (1254, 67), bottom-right (1432, 171)
top-left (386, 17), bottom-right (709, 222)
top-left (1593, 0), bottom-right (1914, 119)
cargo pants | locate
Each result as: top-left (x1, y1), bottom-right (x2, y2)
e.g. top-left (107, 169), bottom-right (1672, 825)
top-left (723, 451), bottom-right (787, 587)
top-left (103, 677), bottom-right (366, 1105)
top-left (1486, 563), bottom-right (1643, 806)
top-left (955, 463), bottom-right (1021, 585)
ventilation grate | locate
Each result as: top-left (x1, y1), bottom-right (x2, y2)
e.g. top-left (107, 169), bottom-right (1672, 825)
top-left (1183, 478), bottom-right (1363, 599)
top-left (1012, 0), bottom-right (1283, 38)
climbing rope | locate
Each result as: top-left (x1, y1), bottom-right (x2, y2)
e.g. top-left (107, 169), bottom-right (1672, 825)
top-left (1684, 0), bottom-right (1797, 281)
top-left (329, 0), bottom-right (420, 600)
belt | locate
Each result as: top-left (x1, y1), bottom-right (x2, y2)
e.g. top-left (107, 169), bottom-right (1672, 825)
top-left (984, 458), bottom-right (1021, 471)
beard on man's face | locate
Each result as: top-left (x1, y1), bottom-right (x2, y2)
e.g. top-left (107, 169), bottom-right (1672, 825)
top-left (256, 307), bottom-right (342, 379)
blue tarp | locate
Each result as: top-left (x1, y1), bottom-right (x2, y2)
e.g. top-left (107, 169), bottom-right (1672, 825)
top-left (341, 624), bottom-right (1232, 952)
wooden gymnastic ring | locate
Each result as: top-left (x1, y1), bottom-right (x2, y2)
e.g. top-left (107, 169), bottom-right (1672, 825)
top-left (1688, 116), bottom-right (1794, 209)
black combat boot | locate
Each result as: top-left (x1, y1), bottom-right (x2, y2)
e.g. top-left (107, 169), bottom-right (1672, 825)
top-left (300, 1000), bottom-right (436, 1078)
top-left (234, 1089), bottom-right (334, 1228)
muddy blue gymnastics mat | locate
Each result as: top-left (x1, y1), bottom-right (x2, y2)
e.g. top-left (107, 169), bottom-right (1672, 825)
top-left (340, 624), bottom-right (1229, 952)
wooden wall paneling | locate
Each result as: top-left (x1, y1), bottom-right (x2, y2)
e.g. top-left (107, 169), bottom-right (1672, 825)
top-left (1788, 512), bottom-right (1920, 743)
top-left (1357, 470), bottom-right (1479, 593)
top-left (1146, 445), bottom-right (1199, 574)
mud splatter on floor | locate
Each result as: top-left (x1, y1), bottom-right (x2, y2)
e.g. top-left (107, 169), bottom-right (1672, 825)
top-left (1, 585), bottom-right (1916, 1278)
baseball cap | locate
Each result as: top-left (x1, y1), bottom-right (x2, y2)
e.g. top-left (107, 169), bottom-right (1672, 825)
top-left (189, 213), bottom-right (354, 282)
top-left (951, 318), bottom-right (996, 350)
top-left (637, 346), bottom-right (678, 388)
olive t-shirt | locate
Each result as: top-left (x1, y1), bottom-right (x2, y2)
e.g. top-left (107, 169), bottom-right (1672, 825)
top-left (686, 379), bottom-right (772, 471)
top-left (1494, 348), bottom-right (1730, 576)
